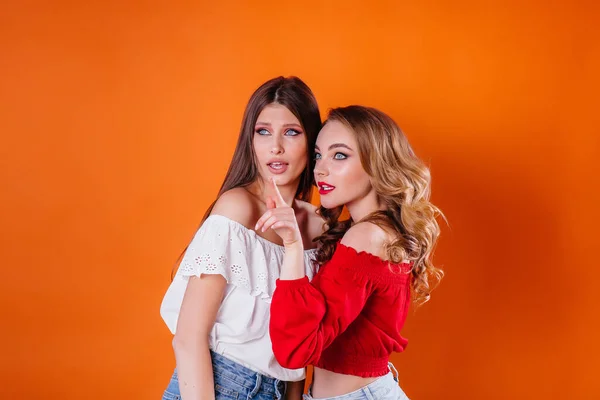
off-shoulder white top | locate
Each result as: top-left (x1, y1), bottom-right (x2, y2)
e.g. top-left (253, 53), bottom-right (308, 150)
top-left (160, 214), bottom-right (317, 381)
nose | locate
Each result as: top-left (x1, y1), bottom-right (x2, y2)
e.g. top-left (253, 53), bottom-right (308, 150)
top-left (270, 136), bottom-right (284, 155)
top-left (314, 160), bottom-right (328, 178)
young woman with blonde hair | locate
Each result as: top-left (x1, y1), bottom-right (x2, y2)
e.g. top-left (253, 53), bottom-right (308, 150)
top-left (257, 105), bottom-right (444, 400)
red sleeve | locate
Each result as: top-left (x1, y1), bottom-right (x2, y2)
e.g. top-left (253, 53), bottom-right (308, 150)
top-left (269, 251), bottom-right (374, 369)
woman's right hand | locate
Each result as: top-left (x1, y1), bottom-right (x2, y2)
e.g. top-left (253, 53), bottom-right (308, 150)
top-left (255, 177), bottom-right (303, 249)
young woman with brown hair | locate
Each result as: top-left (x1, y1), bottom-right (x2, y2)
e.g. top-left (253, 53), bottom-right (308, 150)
top-left (160, 76), bottom-right (323, 400)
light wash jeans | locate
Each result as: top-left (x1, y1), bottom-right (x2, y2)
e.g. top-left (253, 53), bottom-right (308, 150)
top-left (162, 350), bottom-right (285, 400)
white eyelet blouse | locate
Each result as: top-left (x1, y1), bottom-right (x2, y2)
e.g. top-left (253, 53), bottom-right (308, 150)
top-left (160, 214), bottom-right (317, 381)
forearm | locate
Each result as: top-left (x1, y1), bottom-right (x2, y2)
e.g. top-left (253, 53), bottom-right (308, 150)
top-left (280, 242), bottom-right (305, 280)
top-left (173, 336), bottom-right (215, 400)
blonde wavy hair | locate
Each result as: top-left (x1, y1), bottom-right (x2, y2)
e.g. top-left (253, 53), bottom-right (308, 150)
top-left (314, 106), bottom-right (444, 306)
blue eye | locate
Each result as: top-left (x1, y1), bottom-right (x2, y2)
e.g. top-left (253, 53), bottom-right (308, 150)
top-left (314, 152), bottom-right (322, 160)
top-left (285, 129), bottom-right (302, 136)
top-left (255, 128), bottom-right (270, 135)
top-left (334, 152), bottom-right (348, 160)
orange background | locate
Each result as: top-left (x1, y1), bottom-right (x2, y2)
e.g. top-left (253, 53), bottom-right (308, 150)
top-left (1, 1), bottom-right (598, 399)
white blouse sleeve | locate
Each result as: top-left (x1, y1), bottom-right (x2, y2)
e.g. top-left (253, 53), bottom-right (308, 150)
top-left (177, 214), bottom-right (287, 297)
top-left (160, 214), bottom-right (316, 334)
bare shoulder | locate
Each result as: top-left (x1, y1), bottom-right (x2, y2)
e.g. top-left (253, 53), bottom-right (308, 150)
top-left (295, 200), bottom-right (325, 241)
top-left (340, 222), bottom-right (389, 259)
top-left (210, 187), bottom-right (261, 229)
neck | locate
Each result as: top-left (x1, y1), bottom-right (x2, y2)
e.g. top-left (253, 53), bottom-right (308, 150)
top-left (250, 177), bottom-right (299, 207)
top-left (347, 189), bottom-right (384, 222)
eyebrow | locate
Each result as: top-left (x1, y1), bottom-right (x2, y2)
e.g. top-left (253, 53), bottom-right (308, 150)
top-left (255, 122), bottom-right (303, 129)
top-left (314, 143), bottom-right (354, 151)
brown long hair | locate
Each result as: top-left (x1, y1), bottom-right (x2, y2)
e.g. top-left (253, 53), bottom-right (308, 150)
top-left (315, 106), bottom-right (444, 306)
top-left (172, 76), bottom-right (321, 278)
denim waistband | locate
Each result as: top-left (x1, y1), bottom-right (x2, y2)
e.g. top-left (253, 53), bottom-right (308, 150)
top-left (211, 350), bottom-right (285, 397)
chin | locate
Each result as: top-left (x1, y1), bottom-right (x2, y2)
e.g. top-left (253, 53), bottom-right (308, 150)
top-left (277, 170), bottom-right (304, 185)
top-left (271, 174), bottom-right (291, 184)
top-left (319, 196), bottom-right (342, 209)
top-left (270, 175), bottom-right (297, 187)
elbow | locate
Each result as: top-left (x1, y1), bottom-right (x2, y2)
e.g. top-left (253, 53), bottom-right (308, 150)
top-left (276, 355), bottom-right (307, 370)
top-left (281, 360), bottom-right (309, 370)
top-left (172, 330), bottom-right (188, 351)
top-left (172, 333), bottom-right (184, 352)
top-left (172, 330), bottom-right (208, 357)
top-left (273, 346), bottom-right (313, 370)
top-left (172, 333), bottom-right (187, 358)
top-left (270, 324), bottom-right (323, 369)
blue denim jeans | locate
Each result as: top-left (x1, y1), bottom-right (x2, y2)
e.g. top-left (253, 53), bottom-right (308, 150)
top-left (162, 351), bottom-right (286, 400)
top-left (302, 363), bottom-right (409, 400)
